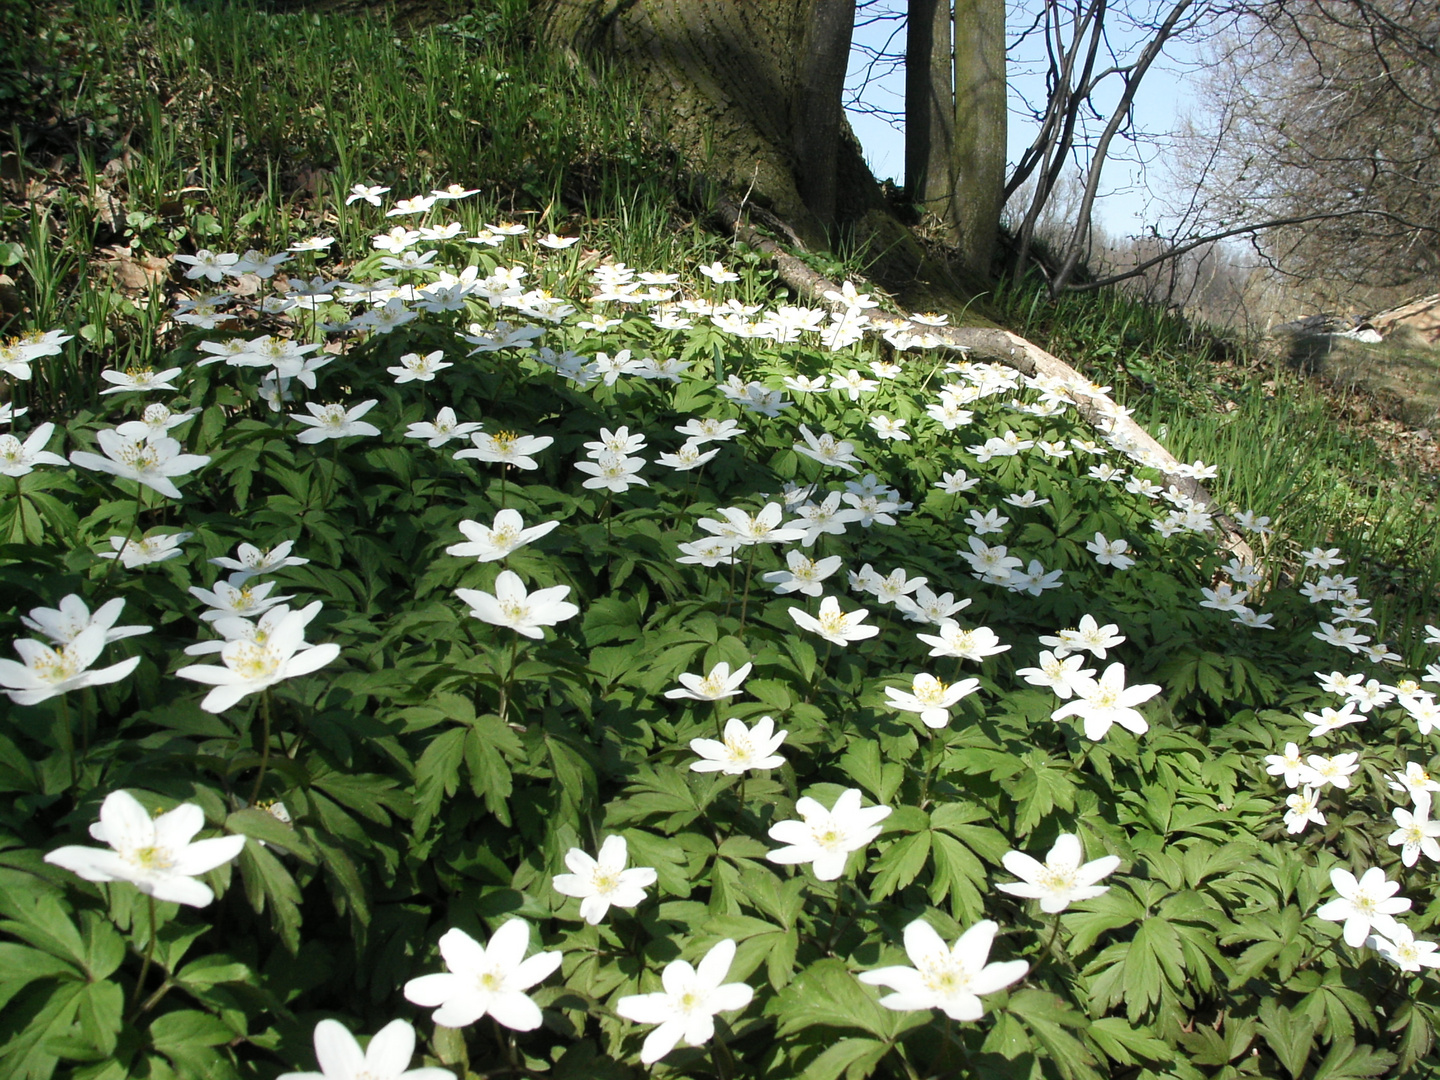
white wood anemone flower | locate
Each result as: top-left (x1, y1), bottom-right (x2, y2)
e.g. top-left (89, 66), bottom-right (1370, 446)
top-left (690, 716), bottom-right (788, 775)
top-left (21, 595), bottom-right (150, 645)
top-left (455, 570), bottom-right (578, 639)
top-left (175, 605), bottom-right (340, 712)
top-left (665, 661), bottom-right (752, 702)
top-left (1315, 866), bottom-right (1411, 947)
top-left (995, 833), bottom-right (1121, 912)
top-left (552, 835), bottom-right (658, 924)
top-left (445, 509), bottom-right (560, 563)
top-left (277, 1019), bottom-right (453, 1080)
top-left (69, 430), bottom-right (210, 498)
top-left (788, 596), bottom-right (880, 647)
top-left (884, 673), bottom-right (981, 728)
top-left (0, 624), bottom-right (141, 706)
top-left (767, 787), bottom-right (891, 880)
top-left (403, 920), bottom-right (561, 1031)
top-left (0, 422), bottom-right (68, 477)
top-left (614, 938), bottom-right (754, 1064)
top-left (44, 790), bottom-right (246, 907)
top-left (1050, 662), bottom-right (1161, 740)
top-left (858, 918), bottom-right (1028, 1021)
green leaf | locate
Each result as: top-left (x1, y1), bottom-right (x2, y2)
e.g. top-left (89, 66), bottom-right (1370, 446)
top-left (224, 809), bottom-right (315, 862)
top-left (799, 1037), bottom-right (890, 1080)
top-left (838, 741), bottom-right (902, 805)
top-left (1308, 1039), bottom-right (1396, 1080)
top-left (236, 841), bottom-right (303, 954)
top-left (1006, 989), bottom-right (1101, 1080)
top-left (412, 727), bottom-right (466, 835)
top-left (1087, 1017), bottom-right (1172, 1067)
top-left (867, 832), bottom-right (930, 902)
top-left (927, 832), bottom-right (986, 922)
top-left (1259, 998), bottom-right (1317, 1079)
top-left (148, 1009), bottom-right (234, 1049)
top-left (1010, 752), bottom-right (1076, 835)
top-left (175, 956), bottom-right (252, 988)
top-left (1122, 918), bottom-right (1185, 1020)
top-left (0, 881), bottom-right (84, 966)
top-left (774, 958), bottom-right (920, 1041)
top-left (0, 943), bottom-right (76, 1011)
top-left (71, 980), bottom-right (124, 1057)
top-left (1, 979), bottom-right (87, 1079)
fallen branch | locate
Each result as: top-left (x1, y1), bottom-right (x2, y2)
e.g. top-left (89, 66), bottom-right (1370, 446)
top-left (703, 193), bottom-right (1256, 565)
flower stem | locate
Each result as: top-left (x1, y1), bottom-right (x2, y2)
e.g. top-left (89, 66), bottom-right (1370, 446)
top-left (319, 440), bottom-right (341, 513)
top-left (492, 1018), bottom-right (519, 1074)
top-left (130, 894), bottom-right (158, 1010)
top-left (12, 475), bottom-right (29, 541)
top-left (57, 694), bottom-right (77, 789)
top-left (712, 1026), bottom-right (737, 1080)
top-left (1044, 910), bottom-right (1064, 956)
top-left (79, 690), bottom-right (91, 756)
top-left (823, 881), bottom-right (847, 955)
top-left (804, 640), bottom-right (834, 705)
top-left (100, 486), bottom-right (146, 584)
top-left (497, 631), bottom-right (520, 727)
top-left (247, 690), bottom-right (273, 806)
top-left (737, 544), bottom-right (758, 632)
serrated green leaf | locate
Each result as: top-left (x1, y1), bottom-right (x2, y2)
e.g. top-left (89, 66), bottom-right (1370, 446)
top-left (868, 831), bottom-right (930, 901)
top-left (800, 1037), bottom-right (889, 1080)
top-left (224, 809), bottom-right (315, 862)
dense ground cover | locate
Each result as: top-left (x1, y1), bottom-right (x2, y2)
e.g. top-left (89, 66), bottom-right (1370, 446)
top-left (4, 3), bottom-right (1440, 1079)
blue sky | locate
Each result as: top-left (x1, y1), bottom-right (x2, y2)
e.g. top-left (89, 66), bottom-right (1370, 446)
top-left (844, 4), bottom-right (1205, 236)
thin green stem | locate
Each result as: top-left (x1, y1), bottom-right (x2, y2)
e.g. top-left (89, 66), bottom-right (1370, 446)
top-left (78, 690), bottom-right (90, 756)
top-left (100, 486), bottom-right (146, 584)
top-left (12, 475), bottom-right (29, 540)
top-left (247, 690), bottom-right (273, 806)
top-left (1044, 910), bottom-right (1064, 957)
top-left (712, 1027), bottom-right (737, 1080)
top-left (321, 439), bottom-right (341, 512)
top-left (57, 694), bottom-right (77, 789)
top-left (823, 881), bottom-right (847, 955)
top-left (497, 630), bottom-right (520, 727)
top-left (805, 639), bottom-right (835, 705)
top-left (737, 544), bottom-right (758, 631)
top-left (892, 1044), bottom-right (922, 1080)
top-left (130, 894), bottom-right (157, 1010)
top-left (492, 1018), bottom-right (519, 1075)
top-left (918, 727), bottom-right (942, 807)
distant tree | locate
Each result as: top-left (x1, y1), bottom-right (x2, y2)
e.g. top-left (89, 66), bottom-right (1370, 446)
top-left (1186, 0), bottom-right (1440, 293)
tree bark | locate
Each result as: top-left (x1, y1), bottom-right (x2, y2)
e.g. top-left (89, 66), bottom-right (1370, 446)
top-left (542, 0), bottom-right (855, 249)
top-left (951, 0), bottom-right (1006, 276)
top-left (905, 0), bottom-right (956, 229)
top-left (792, 0), bottom-right (858, 232)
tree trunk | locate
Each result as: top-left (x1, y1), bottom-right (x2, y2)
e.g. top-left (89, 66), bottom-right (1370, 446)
top-left (542, 0), bottom-right (864, 249)
top-left (792, 0), bottom-right (858, 232)
top-left (540, 0), bottom-right (985, 310)
top-left (905, 0), bottom-right (956, 230)
top-left (951, 0), bottom-right (1006, 275)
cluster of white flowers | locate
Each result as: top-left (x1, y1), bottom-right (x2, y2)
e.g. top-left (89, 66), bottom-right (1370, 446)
top-left (19, 175), bottom-right (1440, 1078)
